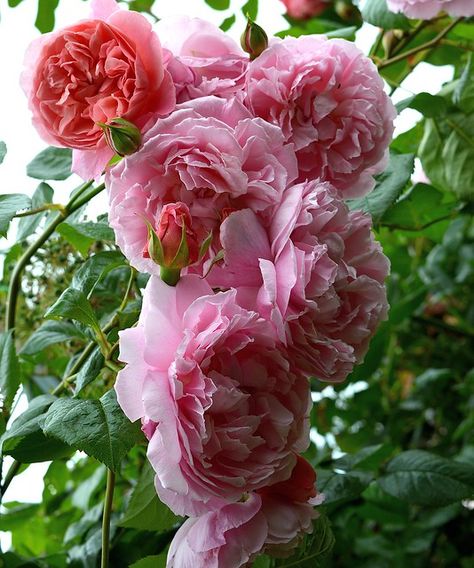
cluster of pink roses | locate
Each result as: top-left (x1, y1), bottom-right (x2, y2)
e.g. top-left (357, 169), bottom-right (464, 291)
top-left (22, 0), bottom-right (394, 565)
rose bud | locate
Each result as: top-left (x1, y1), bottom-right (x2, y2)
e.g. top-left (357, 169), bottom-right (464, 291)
top-left (98, 118), bottom-right (142, 157)
top-left (241, 16), bottom-right (268, 61)
top-left (145, 202), bottom-right (202, 286)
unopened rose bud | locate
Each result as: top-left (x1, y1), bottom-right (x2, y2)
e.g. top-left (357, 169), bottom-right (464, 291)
top-left (241, 16), bottom-right (268, 61)
top-left (98, 117), bottom-right (141, 157)
top-left (144, 202), bottom-right (201, 286)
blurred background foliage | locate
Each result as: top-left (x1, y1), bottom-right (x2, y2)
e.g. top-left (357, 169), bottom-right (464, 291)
top-left (0, 0), bottom-right (473, 567)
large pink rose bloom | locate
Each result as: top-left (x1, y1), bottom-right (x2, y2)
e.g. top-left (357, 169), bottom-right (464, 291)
top-left (281, 0), bottom-right (328, 19)
top-left (107, 96), bottom-right (298, 275)
top-left (21, 0), bottom-right (175, 180)
top-left (167, 456), bottom-right (322, 567)
top-left (157, 16), bottom-right (248, 103)
top-left (115, 275), bottom-right (311, 516)
top-left (245, 36), bottom-right (396, 198)
top-left (207, 180), bottom-right (389, 382)
top-left (387, 0), bottom-right (474, 18)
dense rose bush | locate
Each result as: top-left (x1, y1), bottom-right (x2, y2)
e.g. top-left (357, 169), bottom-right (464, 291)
top-left (387, 0), bottom-right (474, 18)
top-left (107, 96), bottom-right (298, 275)
top-left (157, 17), bottom-right (248, 103)
top-left (116, 275), bottom-right (311, 516)
top-left (21, 0), bottom-right (175, 179)
top-left (280, 0), bottom-right (328, 19)
top-left (207, 180), bottom-right (389, 382)
top-left (245, 36), bottom-right (396, 198)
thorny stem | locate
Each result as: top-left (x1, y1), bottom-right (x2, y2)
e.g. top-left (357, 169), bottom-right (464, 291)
top-left (14, 203), bottom-right (65, 218)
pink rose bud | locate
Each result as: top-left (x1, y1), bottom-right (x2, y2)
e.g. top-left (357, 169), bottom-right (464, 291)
top-left (145, 203), bottom-right (200, 286)
top-left (98, 118), bottom-right (141, 157)
top-left (240, 17), bottom-right (268, 61)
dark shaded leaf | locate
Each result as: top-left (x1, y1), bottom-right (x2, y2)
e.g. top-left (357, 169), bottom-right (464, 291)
top-left (45, 288), bottom-right (100, 332)
top-left (0, 330), bottom-right (21, 408)
top-left (20, 320), bottom-right (85, 356)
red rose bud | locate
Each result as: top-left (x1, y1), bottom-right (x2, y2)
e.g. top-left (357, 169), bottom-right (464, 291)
top-left (259, 455), bottom-right (317, 503)
top-left (98, 117), bottom-right (141, 157)
top-left (145, 202), bottom-right (200, 286)
top-left (241, 16), bottom-right (268, 61)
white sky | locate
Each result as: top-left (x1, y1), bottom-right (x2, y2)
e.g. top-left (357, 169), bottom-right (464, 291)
top-left (0, 0), bottom-right (453, 552)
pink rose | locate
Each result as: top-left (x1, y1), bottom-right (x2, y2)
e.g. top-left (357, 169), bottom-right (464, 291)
top-left (167, 456), bottom-right (321, 567)
top-left (21, 0), bottom-right (175, 180)
top-left (387, 0), bottom-right (474, 18)
top-left (157, 17), bottom-right (248, 103)
top-left (281, 0), bottom-right (328, 19)
top-left (207, 180), bottom-right (389, 382)
top-left (107, 96), bottom-right (298, 276)
top-left (245, 36), bottom-right (396, 198)
top-left (115, 275), bottom-right (311, 516)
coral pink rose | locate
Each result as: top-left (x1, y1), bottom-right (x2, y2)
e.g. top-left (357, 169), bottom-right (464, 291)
top-left (281, 0), bottom-right (328, 19)
top-left (245, 36), bottom-right (396, 198)
top-left (115, 275), bottom-right (311, 516)
top-left (21, 0), bottom-right (175, 180)
top-left (107, 96), bottom-right (298, 276)
top-left (157, 17), bottom-right (248, 103)
top-left (207, 180), bottom-right (389, 382)
top-left (387, 0), bottom-right (474, 18)
top-left (167, 456), bottom-right (322, 567)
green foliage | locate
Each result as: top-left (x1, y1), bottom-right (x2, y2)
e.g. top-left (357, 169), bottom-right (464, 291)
top-left (41, 390), bottom-right (143, 471)
top-left (27, 147), bottom-right (72, 181)
top-left (205, 0), bottom-right (230, 10)
top-left (242, 0), bottom-right (258, 19)
top-left (0, 194), bottom-right (31, 237)
top-left (45, 288), bottom-right (101, 333)
top-left (378, 450), bottom-right (474, 506)
top-left (119, 461), bottom-right (180, 531)
top-left (35, 0), bottom-right (60, 33)
top-left (0, 140), bottom-right (6, 165)
top-left (0, 330), bottom-right (21, 410)
top-left (361, 0), bottom-right (410, 31)
top-left (16, 183), bottom-right (54, 241)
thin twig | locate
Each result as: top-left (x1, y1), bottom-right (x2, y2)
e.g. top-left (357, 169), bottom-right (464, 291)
top-left (101, 469), bottom-right (116, 568)
top-left (378, 17), bottom-right (463, 70)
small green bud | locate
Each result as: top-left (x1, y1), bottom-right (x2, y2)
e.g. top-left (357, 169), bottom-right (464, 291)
top-left (241, 16), bottom-right (268, 61)
top-left (98, 117), bottom-right (141, 157)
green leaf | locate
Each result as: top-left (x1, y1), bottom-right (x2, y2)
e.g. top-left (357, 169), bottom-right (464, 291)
top-left (45, 288), bottom-right (100, 332)
top-left (453, 53), bottom-right (474, 114)
top-left (325, 26), bottom-right (357, 40)
top-left (378, 450), bottom-right (474, 506)
top-left (0, 503), bottom-right (41, 531)
top-left (0, 193), bottom-right (31, 238)
top-left (27, 147), bottom-right (72, 180)
top-left (8, 0), bottom-right (26, 7)
top-left (130, 554), bottom-right (167, 568)
top-left (62, 220), bottom-right (115, 242)
top-left (274, 514), bottom-right (335, 567)
top-left (391, 122), bottom-right (424, 154)
top-left (396, 93), bottom-right (448, 118)
top-left (0, 140), bottom-right (6, 165)
top-left (316, 469), bottom-right (372, 505)
top-left (361, 0), bottom-right (411, 31)
top-left (16, 182), bottom-right (54, 240)
top-left (334, 444), bottom-right (394, 472)
top-left (419, 113), bottom-right (474, 200)
top-left (71, 251), bottom-right (125, 297)
top-left (129, 0), bottom-right (156, 12)
top-left (35, 0), bottom-right (60, 33)
top-left (242, 0), bottom-right (258, 19)
top-left (0, 330), bottom-right (21, 408)
top-left (20, 320), bottom-right (85, 356)
top-left (120, 461), bottom-right (180, 531)
top-left (75, 347), bottom-right (105, 395)
top-left (205, 0), bottom-right (230, 10)
top-left (1, 395), bottom-right (71, 462)
top-left (381, 183), bottom-right (455, 231)
top-left (41, 390), bottom-right (143, 471)
top-left (220, 14), bottom-right (236, 31)
top-left (348, 153), bottom-right (415, 223)
top-left (56, 222), bottom-right (95, 255)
